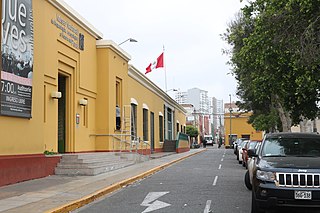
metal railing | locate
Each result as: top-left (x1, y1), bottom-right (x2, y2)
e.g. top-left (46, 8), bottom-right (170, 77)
top-left (89, 134), bottom-right (151, 159)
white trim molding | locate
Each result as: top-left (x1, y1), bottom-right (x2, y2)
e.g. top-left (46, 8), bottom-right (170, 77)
top-left (131, 98), bottom-right (138, 105)
top-left (143, 103), bottom-right (149, 110)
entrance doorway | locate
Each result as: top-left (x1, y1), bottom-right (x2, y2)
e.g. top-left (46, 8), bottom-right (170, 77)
top-left (58, 75), bottom-right (66, 153)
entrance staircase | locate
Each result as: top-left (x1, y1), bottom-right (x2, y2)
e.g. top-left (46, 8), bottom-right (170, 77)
top-left (55, 152), bottom-right (148, 176)
top-left (55, 105), bottom-right (151, 176)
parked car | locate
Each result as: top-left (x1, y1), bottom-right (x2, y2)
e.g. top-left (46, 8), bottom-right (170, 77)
top-left (250, 132), bottom-right (320, 213)
top-left (234, 138), bottom-right (246, 155)
top-left (244, 141), bottom-right (262, 190)
top-left (242, 140), bottom-right (260, 168)
top-left (238, 140), bottom-right (249, 164)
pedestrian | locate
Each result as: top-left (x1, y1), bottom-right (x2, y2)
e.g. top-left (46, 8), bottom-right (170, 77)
top-left (218, 137), bottom-right (222, 148)
top-left (202, 137), bottom-right (207, 148)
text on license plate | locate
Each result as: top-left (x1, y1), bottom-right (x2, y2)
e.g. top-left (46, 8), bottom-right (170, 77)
top-left (295, 191), bottom-right (312, 200)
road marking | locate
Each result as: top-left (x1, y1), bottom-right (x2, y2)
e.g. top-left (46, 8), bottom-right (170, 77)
top-left (218, 164), bottom-right (222, 170)
top-left (141, 192), bottom-right (171, 213)
top-left (203, 200), bottom-right (212, 213)
top-left (213, 176), bottom-right (218, 186)
top-left (221, 158), bottom-right (224, 162)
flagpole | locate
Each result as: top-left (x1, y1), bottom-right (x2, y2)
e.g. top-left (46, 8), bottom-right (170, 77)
top-left (163, 45), bottom-right (167, 92)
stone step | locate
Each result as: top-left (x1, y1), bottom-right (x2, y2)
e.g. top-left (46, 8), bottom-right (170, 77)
top-left (59, 153), bottom-right (121, 164)
top-left (59, 156), bottom-right (121, 164)
top-left (56, 159), bottom-right (132, 169)
top-left (54, 152), bottom-right (146, 176)
top-left (61, 153), bottom-right (119, 160)
top-left (55, 161), bottom-right (135, 176)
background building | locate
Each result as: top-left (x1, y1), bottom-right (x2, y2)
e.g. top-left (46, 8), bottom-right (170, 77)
top-left (224, 102), bottom-right (262, 146)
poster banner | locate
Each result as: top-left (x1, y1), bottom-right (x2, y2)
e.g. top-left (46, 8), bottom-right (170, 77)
top-left (1, 0), bottom-right (34, 118)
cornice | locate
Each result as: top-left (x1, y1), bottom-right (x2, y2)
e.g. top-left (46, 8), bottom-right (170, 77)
top-left (96, 40), bottom-right (131, 62)
top-left (48, 0), bottom-right (103, 39)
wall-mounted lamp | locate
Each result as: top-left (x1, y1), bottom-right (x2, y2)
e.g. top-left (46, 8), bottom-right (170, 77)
top-left (79, 99), bottom-right (88, 106)
top-left (51, 91), bottom-right (62, 99)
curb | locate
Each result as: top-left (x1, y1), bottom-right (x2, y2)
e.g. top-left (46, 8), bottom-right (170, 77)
top-left (46, 149), bottom-right (206, 213)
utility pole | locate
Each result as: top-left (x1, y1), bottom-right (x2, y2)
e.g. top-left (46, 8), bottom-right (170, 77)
top-left (229, 94), bottom-right (232, 146)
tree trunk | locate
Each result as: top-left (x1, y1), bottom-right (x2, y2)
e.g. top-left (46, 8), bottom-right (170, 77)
top-left (313, 119), bottom-right (318, 133)
top-left (274, 95), bottom-right (292, 132)
top-left (299, 117), bottom-right (309, 133)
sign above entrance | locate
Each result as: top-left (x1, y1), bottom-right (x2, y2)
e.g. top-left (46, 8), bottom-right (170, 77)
top-left (51, 14), bottom-right (84, 51)
top-left (1, 0), bottom-right (34, 118)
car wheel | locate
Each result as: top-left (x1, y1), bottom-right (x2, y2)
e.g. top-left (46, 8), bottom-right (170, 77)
top-left (245, 171), bottom-right (252, 190)
top-left (251, 191), bottom-right (264, 213)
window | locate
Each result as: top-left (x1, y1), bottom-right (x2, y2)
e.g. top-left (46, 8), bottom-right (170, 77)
top-left (176, 123), bottom-right (179, 133)
top-left (163, 105), bottom-right (166, 140)
top-left (143, 108), bottom-right (148, 141)
top-left (159, 115), bottom-right (163, 142)
top-left (167, 108), bottom-right (172, 140)
top-left (116, 79), bottom-right (122, 130)
top-left (131, 104), bottom-right (137, 141)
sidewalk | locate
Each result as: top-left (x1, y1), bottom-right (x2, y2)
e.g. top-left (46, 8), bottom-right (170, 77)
top-left (0, 149), bottom-right (206, 213)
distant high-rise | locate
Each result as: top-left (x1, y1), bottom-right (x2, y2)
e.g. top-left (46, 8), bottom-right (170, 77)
top-left (174, 88), bottom-right (210, 114)
top-left (174, 88), bottom-right (212, 136)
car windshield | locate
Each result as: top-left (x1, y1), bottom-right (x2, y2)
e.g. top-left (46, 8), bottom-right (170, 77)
top-left (248, 141), bottom-right (257, 149)
top-left (262, 137), bottom-right (320, 157)
top-left (238, 140), bottom-right (245, 148)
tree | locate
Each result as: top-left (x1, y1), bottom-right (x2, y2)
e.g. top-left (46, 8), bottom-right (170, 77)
top-left (186, 125), bottom-right (199, 138)
top-left (222, 0), bottom-right (320, 132)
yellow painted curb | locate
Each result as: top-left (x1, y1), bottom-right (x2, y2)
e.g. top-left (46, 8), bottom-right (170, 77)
top-left (46, 149), bottom-right (206, 213)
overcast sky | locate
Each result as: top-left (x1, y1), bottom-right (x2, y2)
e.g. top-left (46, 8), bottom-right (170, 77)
top-left (63, 0), bottom-right (245, 103)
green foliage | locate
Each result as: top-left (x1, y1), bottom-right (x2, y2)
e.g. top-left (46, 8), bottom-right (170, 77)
top-left (186, 125), bottom-right (199, 138)
top-left (223, 0), bottom-right (320, 130)
top-left (44, 150), bottom-right (57, 155)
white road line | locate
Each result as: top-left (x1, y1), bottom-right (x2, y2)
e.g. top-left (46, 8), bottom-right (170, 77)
top-left (213, 176), bottom-right (218, 186)
top-left (218, 164), bottom-right (222, 170)
top-left (203, 200), bottom-right (212, 213)
top-left (221, 158), bottom-right (224, 162)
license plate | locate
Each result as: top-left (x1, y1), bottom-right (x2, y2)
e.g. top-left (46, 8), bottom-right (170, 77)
top-left (295, 191), bottom-right (312, 200)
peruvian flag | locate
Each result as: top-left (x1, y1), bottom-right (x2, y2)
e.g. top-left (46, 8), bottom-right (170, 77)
top-left (145, 52), bottom-right (164, 74)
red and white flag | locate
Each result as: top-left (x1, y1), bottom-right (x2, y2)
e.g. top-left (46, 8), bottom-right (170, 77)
top-left (145, 52), bottom-right (164, 74)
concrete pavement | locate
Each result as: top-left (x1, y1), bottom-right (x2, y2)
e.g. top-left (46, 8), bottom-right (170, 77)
top-left (0, 148), bottom-right (206, 213)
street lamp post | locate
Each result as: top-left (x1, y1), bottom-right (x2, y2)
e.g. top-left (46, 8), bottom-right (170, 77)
top-left (165, 88), bottom-right (178, 93)
top-left (118, 38), bottom-right (138, 46)
top-left (229, 94), bottom-right (232, 146)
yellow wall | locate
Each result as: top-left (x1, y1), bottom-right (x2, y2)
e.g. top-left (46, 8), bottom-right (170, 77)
top-left (0, 1), bottom-right (186, 156)
top-left (224, 112), bottom-right (263, 146)
top-left (40, 1), bottom-right (99, 153)
top-left (127, 73), bottom-right (165, 150)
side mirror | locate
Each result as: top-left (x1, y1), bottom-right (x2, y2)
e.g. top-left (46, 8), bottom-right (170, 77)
top-left (247, 149), bottom-right (258, 157)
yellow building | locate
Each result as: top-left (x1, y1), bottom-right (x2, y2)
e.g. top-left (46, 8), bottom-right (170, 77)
top-left (224, 112), bottom-right (263, 147)
top-left (0, 0), bottom-right (187, 186)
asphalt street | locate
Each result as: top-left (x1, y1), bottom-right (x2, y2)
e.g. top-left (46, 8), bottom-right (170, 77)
top-left (73, 147), bottom-right (252, 213)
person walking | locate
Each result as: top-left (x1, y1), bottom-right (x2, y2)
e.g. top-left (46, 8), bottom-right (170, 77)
top-left (218, 137), bottom-right (222, 148)
top-left (202, 137), bottom-right (207, 148)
